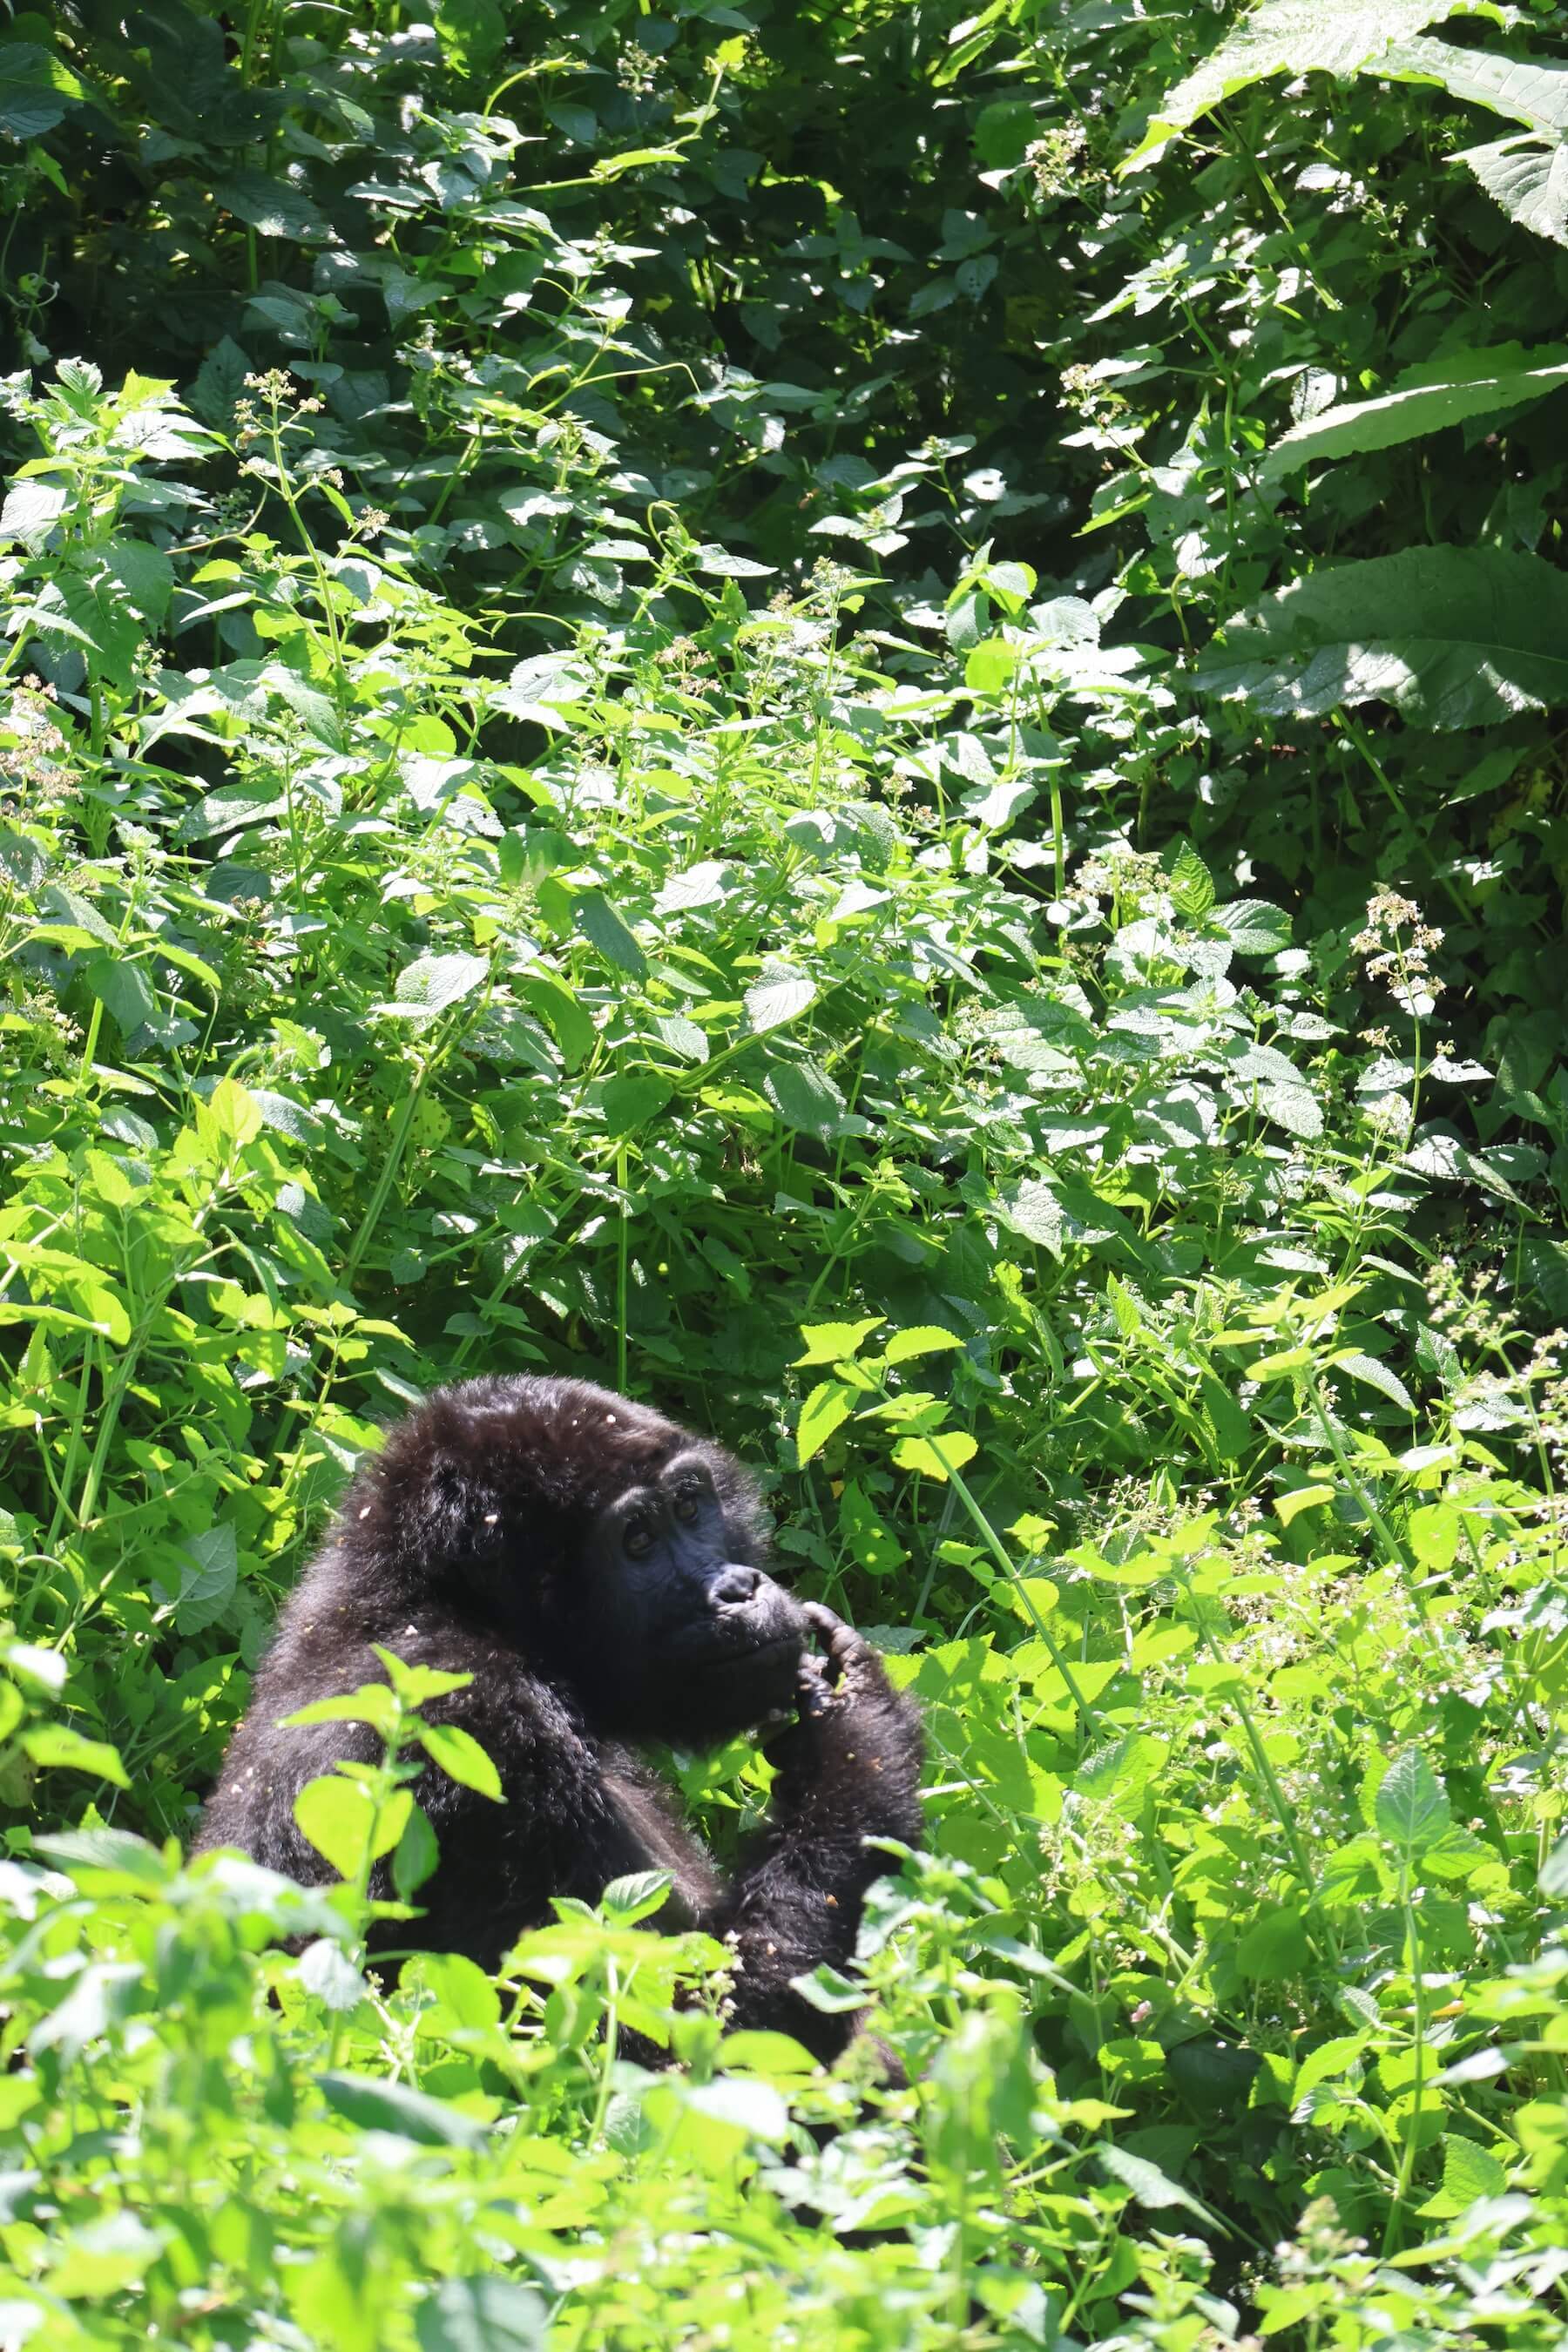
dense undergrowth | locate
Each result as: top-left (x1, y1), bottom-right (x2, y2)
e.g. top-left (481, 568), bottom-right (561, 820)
top-left (3, 0), bottom-right (1568, 2342)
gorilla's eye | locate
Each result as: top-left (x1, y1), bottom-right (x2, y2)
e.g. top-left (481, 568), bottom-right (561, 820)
top-left (672, 1483), bottom-right (701, 1524)
top-left (624, 1517), bottom-right (656, 1560)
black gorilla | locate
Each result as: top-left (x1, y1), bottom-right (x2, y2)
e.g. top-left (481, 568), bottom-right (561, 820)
top-left (195, 1375), bottom-right (923, 2058)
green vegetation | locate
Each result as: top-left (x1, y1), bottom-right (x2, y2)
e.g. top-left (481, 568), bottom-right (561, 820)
top-left (3, 0), bottom-right (1568, 2340)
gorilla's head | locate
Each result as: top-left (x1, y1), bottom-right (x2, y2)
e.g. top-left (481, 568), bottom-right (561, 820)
top-left (342, 1375), bottom-right (808, 1744)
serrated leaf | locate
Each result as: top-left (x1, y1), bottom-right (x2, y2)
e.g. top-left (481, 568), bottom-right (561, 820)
top-left (796, 1318), bottom-right (884, 1366)
top-left (1456, 132), bottom-right (1568, 248)
top-left (1263, 343), bottom-right (1568, 478)
top-left (1166, 839), bottom-right (1215, 917)
top-left (417, 1720), bottom-right (504, 1801)
top-left (574, 890), bottom-right (648, 979)
top-left (1374, 1749), bottom-right (1450, 1856)
top-left (1095, 2144), bottom-right (1220, 2225)
top-left (995, 1177), bottom-right (1063, 1256)
top-left (1332, 1350), bottom-right (1415, 1412)
top-left (744, 968), bottom-right (816, 1035)
top-left (893, 1430), bottom-right (977, 1481)
top-left (797, 1381), bottom-right (857, 1465)
top-left (1386, 31), bottom-right (1568, 135)
top-left (763, 1057), bottom-right (845, 1138)
top-left (883, 1326), bottom-right (965, 1364)
top-left (318, 2071), bottom-right (485, 2147)
top-left (21, 1726), bottom-right (130, 1788)
top-left (1196, 548), bottom-right (1568, 727)
top-left (1124, 0), bottom-right (1505, 171)
top-left (388, 952), bottom-right (490, 1018)
top-left (1274, 1484), bottom-right (1335, 1525)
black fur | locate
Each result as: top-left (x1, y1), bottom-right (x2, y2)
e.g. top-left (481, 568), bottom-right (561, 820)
top-left (195, 1375), bottom-right (923, 2058)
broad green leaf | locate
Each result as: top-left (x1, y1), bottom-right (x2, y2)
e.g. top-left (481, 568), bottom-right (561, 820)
top-left (883, 1326), bottom-right (965, 1364)
top-left (995, 1176), bottom-right (1063, 1256)
top-left (744, 968), bottom-right (816, 1035)
top-left (175, 1524), bottom-right (239, 1637)
top-left (1236, 1904), bottom-right (1311, 1982)
top-left (893, 1430), bottom-right (977, 1481)
top-left (1074, 1732), bottom-right (1168, 1813)
top-left (282, 1686), bottom-right (398, 1735)
top-left (385, 952), bottom-right (490, 1018)
top-left (1196, 547), bottom-right (1568, 727)
top-left (574, 890), bottom-right (648, 979)
top-left (1123, 0), bottom-right (1504, 171)
top-left (796, 1319), bottom-right (884, 1366)
top-left (1095, 2144), bottom-right (1220, 2226)
top-left (601, 1870), bottom-right (673, 1923)
top-left (21, 1726), bottom-right (130, 1788)
top-left (1418, 2132), bottom-right (1509, 2215)
top-left (797, 1380), bottom-right (857, 1464)
top-left (1374, 1750), bottom-right (1450, 1856)
top-left (1456, 132), bottom-right (1568, 248)
top-left (1262, 343), bottom-right (1568, 478)
top-left (416, 1952), bottom-right (504, 2030)
top-left (0, 45), bottom-right (84, 141)
top-left (318, 2071), bottom-right (485, 2147)
top-left (1385, 31), bottom-right (1568, 133)
top-left (1332, 1350), bottom-right (1415, 1413)
top-left (416, 2279), bottom-right (549, 2352)
top-left (1274, 1484), bottom-right (1335, 1525)
top-left (294, 1775), bottom-right (409, 1879)
top-left (763, 1056), bottom-right (845, 1138)
top-left (392, 1803), bottom-right (440, 1901)
top-left (416, 1720), bottom-right (504, 1800)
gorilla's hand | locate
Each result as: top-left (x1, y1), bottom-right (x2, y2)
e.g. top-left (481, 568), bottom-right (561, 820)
top-left (764, 1602), bottom-right (923, 1834)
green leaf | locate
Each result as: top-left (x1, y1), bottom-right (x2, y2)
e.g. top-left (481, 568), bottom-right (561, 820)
top-left (1073, 1733), bottom-right (1168, 1814)
top-left (1236, 1904), bottom-right (1311, 1982)
top-left (0, 44), bottom-right (84, 141)
top-left (797, 1380), bottom-right (857, 1465)
top-left (744, 968), bottom-right (816, 1035)
top-left (893, 1431), bottom-right (977, 1481)
top-left (392, 1802), bottom-right (440, 1902)
top-left (883, 1326), bottom-right (965, 1365)
top-left (1124, 0), bottom-right (1505, 170)
top-left (294, 1775), bottom-right (406, 1879)
top-left (1455, 132), bottom-right (1568, 248)
top-left (175, 1524), bottom-right (238, 1637)
top-left (1385, 31), bottom-right (1568, 134)
top-left (1374, 1750), bottom-right (1450, 1856)
top-left (995, 1177), bottom-right (1063, 1257)
top-left (1332, 1350), bottom-right (1415, 1413)
top-left (1262, 343), bottom-right (1568, 478)
top-left (762, 1057), bottom-right (846, 1138)
top-left (1196, 548), bottom-right (1568, 727)
top-left (21, 1725), bottom-right (130, 1788)
top-left (796, 1319), bottom-right (884, 1366)
top-left (386, 953), bottom-right (490, 1019)
top-left (1166, 840), bottom-right (1215, 917)
top-left (416, 2280), bottom-right (549, 2352)
top-left (416, 1721), bottom-right (504, 1800)
top-left (601, 1870), bottom-right (672, 1923)
top-left (1418, 2132), bottom-right (1510, 2215)
top-left (1274, 1484), bottom-right (1335, 1525)
top-left (317, 2072), bottom-right (486, 2147)
top-left (574, 890), bottom-right (648, 980)
top-left (1095, 2144), bottom-right (1220, 2227)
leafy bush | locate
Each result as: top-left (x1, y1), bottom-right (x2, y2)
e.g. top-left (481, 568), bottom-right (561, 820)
top-left (3, 0), bottom-right (1568, 2342)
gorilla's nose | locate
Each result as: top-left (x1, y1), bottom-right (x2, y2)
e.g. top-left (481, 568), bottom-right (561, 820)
top-left (713, 1564), bottom-right (760, 1606)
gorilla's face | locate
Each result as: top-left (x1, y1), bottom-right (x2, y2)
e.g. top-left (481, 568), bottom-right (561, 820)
top-left (575, 1449), bottom-right (807, 1742)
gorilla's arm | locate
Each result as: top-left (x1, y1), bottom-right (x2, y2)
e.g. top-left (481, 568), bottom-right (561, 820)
top-left (716, 1606), bottom-right (923, 2059)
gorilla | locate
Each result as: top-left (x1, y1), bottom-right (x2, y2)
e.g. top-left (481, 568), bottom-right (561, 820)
top-left (195, 1374), bottom-right (923, 2058)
